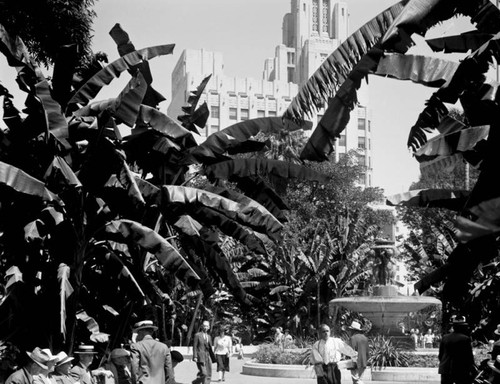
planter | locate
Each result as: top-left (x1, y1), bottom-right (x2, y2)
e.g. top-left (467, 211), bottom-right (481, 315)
top-left (371, 367), bottom-right (440, 383)
top-left (241, 360), bottom-right (368, 380)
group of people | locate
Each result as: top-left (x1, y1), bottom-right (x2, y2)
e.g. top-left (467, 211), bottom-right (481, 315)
top-left (191, 320), bottom-right (244, 384)
top-left (5, 320), bottom-right (183, 384)
top-left (410, 328), bottom-right (440, 349)
top-left (273, 327), bottom-right (294, 349)
top-left (310, 320), bottom-right (369, 384)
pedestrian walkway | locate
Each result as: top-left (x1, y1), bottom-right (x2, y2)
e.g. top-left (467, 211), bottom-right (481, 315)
top-left (173, 356), bottom-right (438, 384)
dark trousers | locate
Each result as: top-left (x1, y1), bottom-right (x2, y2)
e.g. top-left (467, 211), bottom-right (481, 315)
top-left (440, 373), bottom-right (472, 384)
top-left (317, 363), bottom-right (341, 384)
top-left (192, 357), bottom-right (212, 384)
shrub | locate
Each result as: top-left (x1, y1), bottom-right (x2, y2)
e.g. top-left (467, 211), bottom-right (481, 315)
top-left (254, 343), bottom-right (309, 365)
top-left (403, 353), bottom-right (439, 367)
top-left (368, 335), bottom-right (409, 369)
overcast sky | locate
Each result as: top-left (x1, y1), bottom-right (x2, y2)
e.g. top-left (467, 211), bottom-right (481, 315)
top-left (1, 0), bottom-right (475, 195)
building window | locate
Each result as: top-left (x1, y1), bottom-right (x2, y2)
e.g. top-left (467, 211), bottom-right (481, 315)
top-left (368, 120), bottom-right (371, 132)
top-left (357, 153), bottom-right (365, 166)
top-left (368, 138), bottom-right (371, 150)
top-left (320, 53), bottom-right (328, 62)
top-left (257, 110), bottom-right (265, 118)
top-left (368, 156), bottom-right (371, 168)
top-left (322, 0), bottom-right (329, 33)
top-left (268, 111), bottom-right (277, 117)
top-left (241, 108), bottom-right (249, 120)
top-left (358, 118), bottom-right (366, 130)
top-left (338, 135), bottom-right (346, 146)
top-left (312, 0), bottom-right (319, 32)
top-left (229, 108), bottom-right (237, 120)
top-left (358, 137), bottom-right (366, 150)
top-left (287, 67), bottom-right (294, 83)
top-left (210, 106), bottom-right (219, 119)
top-left (287, 52), bottom-right (295, 65)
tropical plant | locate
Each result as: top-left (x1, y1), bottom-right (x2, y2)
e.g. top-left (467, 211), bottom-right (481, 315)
top-left (282, 0), bottom-right (500, 336)
top-left (368, 335), bottom-right (410, 369)
top-left (0, 20), bottom-right (328, 357)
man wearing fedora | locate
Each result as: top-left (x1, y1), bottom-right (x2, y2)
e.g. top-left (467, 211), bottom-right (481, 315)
top-left (349, 321), bottom-right (369, 384)
top-left (130, 320), bottom-right (175, 384)
top-left (103, 348), bottom-right (134, 384)
top-left (438, 316), bottom-right (475, 384)
top-left (192, 320), bottom-right (216, 384)
top-left (6, 347), bottom-right (51, 384)
top-left (52, 352), bottom-right (75, 384)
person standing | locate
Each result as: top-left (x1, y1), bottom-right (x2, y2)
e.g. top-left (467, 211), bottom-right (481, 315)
top-left (103, 348), bottom-right (134, 384)
top-left (423, 329), bottom-right (435, 349)
top-left (52, 352), bottom-right (75, 384)
top-left (311, 324), bottom-right (358, 384)
top-left (130, 320), bottom-right (175, 384)
top-left (438, 316), bottom-right (475, 384)
top-left (274, 327), bottom-right (284, 350)
top-left (349, 321), bottom-right (369, 384)
top-left (213, 326), bottom-right (232, 382)
top-left (6, 347), bottom-right (51, 384)
top-left (192, 320), bottom-right (216, 384)
top-left (283, 329), bottom-right (294, 348)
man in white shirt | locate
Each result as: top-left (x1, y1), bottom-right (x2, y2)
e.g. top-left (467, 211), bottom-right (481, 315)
top-left (311, 324), bottom-right (358, 384)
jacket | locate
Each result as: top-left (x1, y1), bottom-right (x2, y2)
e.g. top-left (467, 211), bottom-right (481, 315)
top-left (438, 331), bottom-right (475, 378)
top-left (193, 332), bottom-right (216, 363)
top-left (130, 335), bottom-right (173, 384)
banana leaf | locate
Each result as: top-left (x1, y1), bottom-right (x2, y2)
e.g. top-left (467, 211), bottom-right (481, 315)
top-left (284, 1), bottom-right (407, 122)
top-left (426, 31), bottom-right (494, 53)
top-left (386, 188), bottom-right (470, 211)
top-left (178, 75), bottom-right (212, 132)
top-left (109, 23), bottom-right (165, 108)
top-left (415, 124), bottom-right (489, 162)
top-left (235, 176), bottom-right (289, 223)
top-left (161, 185), bottom-right (283, 240)
top-left (0, 161), bottom-right (60, 202)
top-left (67, 44), bottom-right (175, 107)
top-left (177, 228), bottom-right (257, 306)
top-left (103, 219), bottom-right (200, 289)
top-left (0, 23), bottom-right (35, 72)
top-left (74, 71), bottom-right (148, 127)
top-left (300, 53), bottom-right (459, 161)
top-left (44, 156), bottom-right (82, 189)
top-left (190, 117), bottom-right (310, 161)
top-left (57, 263), bottom-right (73, 341)
top-left (203, 158), bottom-right (328, 184)
top-left (174, 215), bottom-right (202, 237)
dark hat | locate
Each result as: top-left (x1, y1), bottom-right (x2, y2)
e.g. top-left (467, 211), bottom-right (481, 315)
top-left (133, 320), bottom-right (158, 332)
top-left (26, 347), bottom-right (51, 369)
top-left (110, 348), bottom-right (130, 359)
top-left (171, 350), bottom-right (184, 363)
top-left (74, 345), bottom-right (98, 354)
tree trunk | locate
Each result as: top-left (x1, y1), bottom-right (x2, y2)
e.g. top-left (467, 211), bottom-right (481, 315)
top-left (186, 293), bottom-right (203, 346)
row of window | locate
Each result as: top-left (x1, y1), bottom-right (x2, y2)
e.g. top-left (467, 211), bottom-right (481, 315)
top-left (337, 135), bottom-right (371, 150)
top-left (210, 106), bottom-right (277, 120)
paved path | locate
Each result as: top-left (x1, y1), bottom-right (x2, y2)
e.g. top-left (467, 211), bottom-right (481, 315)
top-left (173, 356), bottom-right (436, 384)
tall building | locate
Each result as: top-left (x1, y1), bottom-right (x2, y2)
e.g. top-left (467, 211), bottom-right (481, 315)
top-left (168, 0), bottom-right (373, 186)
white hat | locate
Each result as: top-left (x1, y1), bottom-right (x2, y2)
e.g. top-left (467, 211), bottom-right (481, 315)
top-left (133, 320), bottom-right (158, 332)
top-left (54, 352), bottom-right (74, 366)
top-left (26, 347), bottom-right (50, 369)
top-left (74, 345), bottom-right (98, 354)
top-left (41, 348), bottom-right (59, 362)
top-left (349, 321), bottom-right (363, 331)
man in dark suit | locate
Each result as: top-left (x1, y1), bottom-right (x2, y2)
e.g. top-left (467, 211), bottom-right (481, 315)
top-left (438, 316), bottom-right (475, 384)
top-left (349, 321), bottom-right (369, 384)
top-left (130, 320), bottom-right (175, 384)
top-left (192, 320), bottom-right (216, 384)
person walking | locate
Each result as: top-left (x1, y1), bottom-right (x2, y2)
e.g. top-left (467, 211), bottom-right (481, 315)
top-left (438, 316), bottom-right (475, 384)
top-left (192, 320), bottom-right (216, 384)
top-left (52, 352), bottom-right (75, 384)
top-left (349, 321), bottom-right (369, 384)
top-left (213, 326), bottom-right (232, 382)
top-left (6, 347), bottom-right (51, 384)
top-left (311, 324), bottom-right (358, 384)
top-left (130, 320), bottom-right (175, 384)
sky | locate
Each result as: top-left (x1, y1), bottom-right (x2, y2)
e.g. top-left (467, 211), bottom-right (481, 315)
top-left (0, 0), bottom-right (474, 196)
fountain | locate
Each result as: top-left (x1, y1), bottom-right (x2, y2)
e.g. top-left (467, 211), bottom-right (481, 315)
top-left (330, 240), bottom-right (441, 336)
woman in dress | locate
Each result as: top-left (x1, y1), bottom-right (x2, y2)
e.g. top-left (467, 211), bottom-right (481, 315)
top-left (213, 326), bottom-right (232, 382)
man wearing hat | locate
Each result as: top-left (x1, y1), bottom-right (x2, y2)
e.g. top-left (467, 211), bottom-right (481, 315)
top-left (130, 320), bottom-right (175, 384)
top-left (349, 321), bottom-right (369, 384)
top-left (6, 347), bottom-right (51, 384)
top-left (192, 320), bottom-right (216, 384)
top-left (103, 348), bottom-right (134, 384)
top-left (52, 352), bottom-right (75, 384)
top-left (438, 316), bottom-right (475, 384)
top-left (70, 345), bottom-right (99, 384)
top-left (33, 348), bottom-right (59, 384)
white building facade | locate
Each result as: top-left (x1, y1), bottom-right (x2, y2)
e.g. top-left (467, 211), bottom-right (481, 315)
top-left (168, 0), bottom-right (373, 186)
